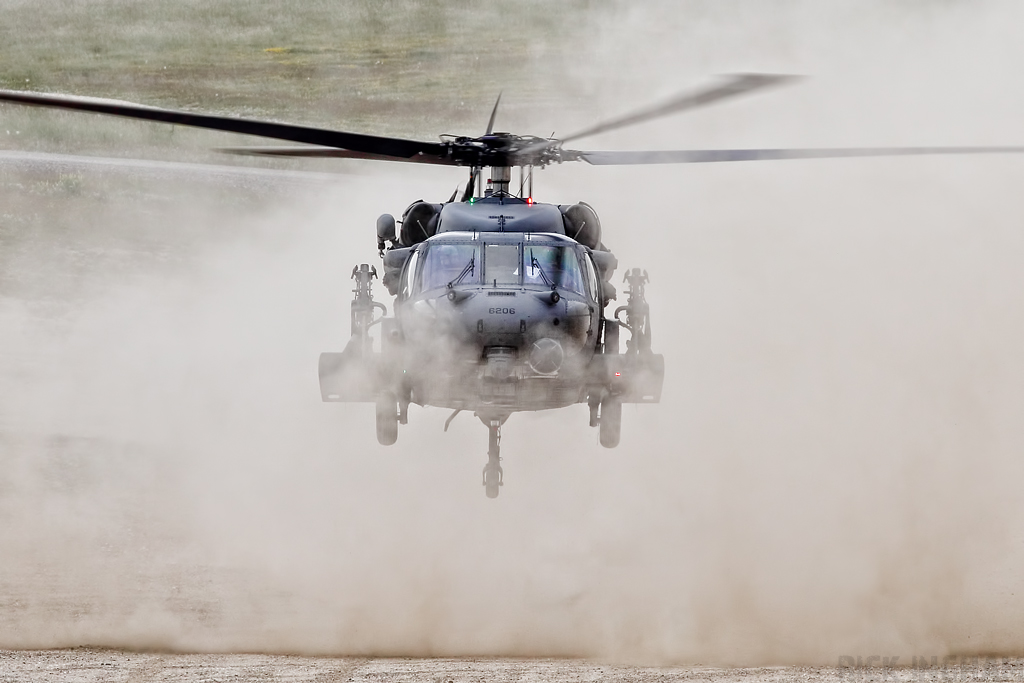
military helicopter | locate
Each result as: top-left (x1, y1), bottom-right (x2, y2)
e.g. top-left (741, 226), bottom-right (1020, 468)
top-left (2, 73), bottom-right (1023, 498)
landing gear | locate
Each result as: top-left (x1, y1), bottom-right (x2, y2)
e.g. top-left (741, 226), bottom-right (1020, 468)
top-left (376, 391), bottom-right (398, 445)
top-left (480, 416), bottom-right (506, 498)
top-left (347, 264), bottom-right (400, 447)
top-left (588, 269), bottom-right (661, 446)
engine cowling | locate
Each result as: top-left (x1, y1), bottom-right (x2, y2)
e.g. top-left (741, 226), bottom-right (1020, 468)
top-left (400, 201), bottom-right (442, 246)
top-left (381, 246), bottom-right (413, 296)
top-left (560, 202), bottom-right (602, 249)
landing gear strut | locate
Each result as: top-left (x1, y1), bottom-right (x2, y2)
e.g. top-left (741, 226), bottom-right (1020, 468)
top-left (480, 415), bottom-right (506, 498)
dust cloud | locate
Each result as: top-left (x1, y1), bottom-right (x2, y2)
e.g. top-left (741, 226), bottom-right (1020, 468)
top-left (2, 0), bottom-right (1024, 667)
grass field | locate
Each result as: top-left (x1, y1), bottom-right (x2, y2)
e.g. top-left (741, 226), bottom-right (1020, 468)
top-left (0, 0), bottom-right (611, 156)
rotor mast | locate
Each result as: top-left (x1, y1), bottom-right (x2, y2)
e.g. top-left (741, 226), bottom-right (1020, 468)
top-left (485, 166), bottom-right (511, 196)
top-left (460, 130), bottom-right (547, 201)
top-left (466, 163), bottom-right (533, 201)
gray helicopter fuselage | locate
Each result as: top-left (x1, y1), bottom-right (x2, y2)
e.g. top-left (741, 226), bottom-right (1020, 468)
top-left (393, 198), bottom-right (604, 411)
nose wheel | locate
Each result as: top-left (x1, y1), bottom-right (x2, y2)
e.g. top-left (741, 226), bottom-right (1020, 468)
top-left (481, 418), bottom-right (505, 498)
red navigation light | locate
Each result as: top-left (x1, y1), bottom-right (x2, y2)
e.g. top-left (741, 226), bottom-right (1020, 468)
top-left (526, 197), bottom-right (533, 205)
top-left (614, 372), bottom-right (621, 377)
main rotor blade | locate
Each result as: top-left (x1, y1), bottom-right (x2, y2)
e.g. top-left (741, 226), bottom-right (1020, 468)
top-left (0, 149), bottom-right (348, 183)
top-left (485, 92), bottom-right (502, 136)
top-left (576, 146), bottom-right (1024, 165)
top-left (0, 89), bottom-right (446, 161)
top-left (561, 73), bottom-right (799, 145)
top-left (218, 146), bottom-right (458, 165)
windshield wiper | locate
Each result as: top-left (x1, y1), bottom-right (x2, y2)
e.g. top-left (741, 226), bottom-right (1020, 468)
top-left (529, 249), bottom-right (557, 291)
top-left (447, 255), bottom-right (475, 289)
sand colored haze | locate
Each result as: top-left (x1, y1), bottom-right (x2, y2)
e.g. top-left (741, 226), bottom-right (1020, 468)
top-left (1, 0), bottom-right (1024, 667)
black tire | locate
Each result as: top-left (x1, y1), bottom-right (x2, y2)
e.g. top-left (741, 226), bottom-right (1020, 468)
top-left (484, 467), bottom-right (501, 499)
top-left (599, 396), bottom-right (622, 448)
top-left (375, 391), bottom-right (398, 446)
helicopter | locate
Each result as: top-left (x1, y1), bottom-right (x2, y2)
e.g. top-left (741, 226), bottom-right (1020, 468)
top-left (2, 73), bottom-right (1024, 498)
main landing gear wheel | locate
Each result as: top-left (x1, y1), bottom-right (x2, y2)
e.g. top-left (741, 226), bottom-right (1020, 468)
top-left (599, 395), bottom-right (622, 448)
top-left (375, 391), bottom-right (399, 446)
top-left (484, 465), bottom-right (502, 498)
top-left (482, 421), bottom-right (503, 499)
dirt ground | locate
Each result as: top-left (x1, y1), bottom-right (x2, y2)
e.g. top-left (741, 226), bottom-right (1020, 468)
top-left (7, 649), bottom-right (1023, 683)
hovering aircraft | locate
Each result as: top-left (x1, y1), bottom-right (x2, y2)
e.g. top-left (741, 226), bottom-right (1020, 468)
top-left (2, 74), bottom-right (1023, 497)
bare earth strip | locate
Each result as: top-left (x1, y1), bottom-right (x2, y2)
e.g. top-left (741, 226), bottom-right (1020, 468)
top-left (1, 651), bottom-right (1024, 683)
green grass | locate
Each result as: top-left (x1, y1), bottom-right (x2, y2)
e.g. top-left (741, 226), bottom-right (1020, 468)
top-left (0, 0), bottom-right (613, 151)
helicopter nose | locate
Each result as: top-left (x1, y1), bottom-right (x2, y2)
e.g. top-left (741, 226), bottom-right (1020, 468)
top-left (528, 337), bottom-right (564, 375)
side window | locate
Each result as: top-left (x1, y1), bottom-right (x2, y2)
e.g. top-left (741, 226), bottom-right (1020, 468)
top-left (582, 252), bottom-right (600, 301)
top-left (400, 248), bottom-right (420, 300)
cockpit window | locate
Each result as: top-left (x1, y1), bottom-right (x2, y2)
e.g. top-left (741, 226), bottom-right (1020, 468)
top-left (485, 244), bottom-right (521, 286)
top-left (525, 246), bottom-right (585, 295)
top-left (400, 248), bottom-right (420, 299)
top-left (419, 243), bottom-right (479, 293)
top-left (581, 253), bottom-right (600, 301)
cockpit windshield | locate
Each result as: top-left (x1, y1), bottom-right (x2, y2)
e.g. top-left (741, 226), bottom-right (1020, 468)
top-left (416, 240), bottom-right (585, 294)
top-left (485, 244), bottom-right (520, 286)
top-left (525, 246), bottom-right (585, 294)
top-left (418, 243), bottom-right (479, 293)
